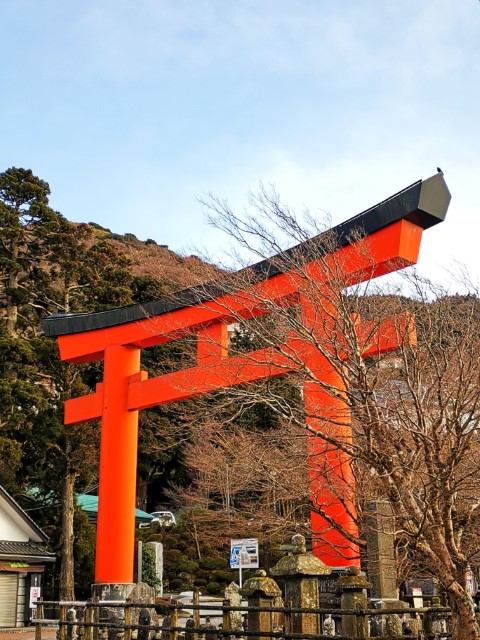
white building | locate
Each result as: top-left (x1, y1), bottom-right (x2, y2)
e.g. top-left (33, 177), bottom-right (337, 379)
top-left (0, 486), bottom-right (55, 627)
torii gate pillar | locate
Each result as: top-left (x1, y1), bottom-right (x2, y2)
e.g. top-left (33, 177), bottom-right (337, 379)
top-left (96, 345), bottom-right (141, 583)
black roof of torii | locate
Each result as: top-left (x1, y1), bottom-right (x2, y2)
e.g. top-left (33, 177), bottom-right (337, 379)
top-left (42, 172), bottom-right (451, 338)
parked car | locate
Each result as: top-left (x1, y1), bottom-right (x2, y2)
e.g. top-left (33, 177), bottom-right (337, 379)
top-left (139, 511), bottom-right (176, 529)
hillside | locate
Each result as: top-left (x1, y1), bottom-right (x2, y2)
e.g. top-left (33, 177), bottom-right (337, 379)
top-left (85, 222), bottom-right (222, 296)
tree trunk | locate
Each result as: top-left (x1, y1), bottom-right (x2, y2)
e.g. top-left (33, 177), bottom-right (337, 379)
top-left (449, 583), bottom-right (480, 640)
top-left (136, 471), bottom-right (148, 511)
top-left (59, 469), bottom-right (77, 601)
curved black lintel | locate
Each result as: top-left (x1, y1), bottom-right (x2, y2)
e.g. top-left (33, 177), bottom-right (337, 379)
top-left (42, 172), bottom-right (451, 338)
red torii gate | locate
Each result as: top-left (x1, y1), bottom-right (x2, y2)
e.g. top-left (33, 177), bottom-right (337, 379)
top-left (43, 173), bottom-right (450, 585)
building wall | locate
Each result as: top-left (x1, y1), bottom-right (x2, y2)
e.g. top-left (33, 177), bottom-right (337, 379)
top-left (0, 516), bottom-right (30, 541)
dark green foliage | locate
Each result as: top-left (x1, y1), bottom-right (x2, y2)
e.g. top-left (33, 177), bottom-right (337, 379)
top-left (194, 578), bottom-right (208, 587)
top-left (213, 570), bottom-right (235, 582)
top-left (73, 510), bottom-right (96, 598)
top-left (169, 578), bottom-right (183, 591)
top-left (176, 556), bottom-right (199, 573)
top-left (206, 582), bottom-right (221, 595)
top-left (0, 167), bottom-right (63, 334)
top-left (131, 275), bottom-right (168, 302)
top-left (142, 544), bottom-right (162, 591)
top-left (199, 556), bottom-right (227, 570)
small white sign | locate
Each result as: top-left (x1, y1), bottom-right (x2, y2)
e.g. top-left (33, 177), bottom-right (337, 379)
top-left (411, 587), bottom-right (423, 610)
top-left (230, 538), bottom-right (259, 569)
top-left (30, 586), bottom-right (41, 608)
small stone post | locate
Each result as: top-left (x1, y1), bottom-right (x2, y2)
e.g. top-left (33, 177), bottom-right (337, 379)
top-left (224, 582), bottom-right (243, 631)
top-left (66, 607), bottom-right (77, 640)
top-left (336, 567), bottom-right (372, 638)
top-left (270, 534), bottom-right (332, 636)
top-left (240, 570), bottom-right (282, 640)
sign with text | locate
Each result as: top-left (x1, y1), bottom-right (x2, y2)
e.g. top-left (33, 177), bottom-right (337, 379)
top-left (230, 538), bottom-right (259, 569)
top-left (30, 586), bottom-right (41, 608)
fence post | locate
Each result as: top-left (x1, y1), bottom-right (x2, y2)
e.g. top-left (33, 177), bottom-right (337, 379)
top-left (84, 600), bottom-right (94, 640)
top-left (222, 599), bottom-right (232, 636)
top-left (35, 599), bottom-right (44, 640)
top-left (270, 534), bottom-right (331, 636)
top-left (241, 570), bottom-right (282, 640)
top-left (124, 603), bottom-right (132, 640)
top-left (193, 590), bottom-right (201, 630)
top-left (92, 596), bottom-right (100, 640)
top-left (66, 606), bottom-right (77, 640)
top-left (171, 606), bottom-right (179, 640)
top-left (59, 603), bottom-right (67, 640)
top-left (336, 567), bottom-right (372, 638)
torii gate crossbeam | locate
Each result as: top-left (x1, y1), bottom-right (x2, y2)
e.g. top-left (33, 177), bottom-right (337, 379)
top-left (42, 173), bottom-right (451, 585)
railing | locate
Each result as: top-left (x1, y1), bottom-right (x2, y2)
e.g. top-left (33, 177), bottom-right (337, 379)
top-left (32, 598), bottom-right (453, 640)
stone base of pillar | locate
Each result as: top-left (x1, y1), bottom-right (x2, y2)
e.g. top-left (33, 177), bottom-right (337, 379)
top-left (91, 583), bottom-right (157, 640)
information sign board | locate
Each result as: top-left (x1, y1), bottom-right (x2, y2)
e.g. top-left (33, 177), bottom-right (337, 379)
top-left (230, 538), bottom-right (259, 569)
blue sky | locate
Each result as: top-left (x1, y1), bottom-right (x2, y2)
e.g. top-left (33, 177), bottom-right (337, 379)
top-left (1, 0), bottom-right (479, 284)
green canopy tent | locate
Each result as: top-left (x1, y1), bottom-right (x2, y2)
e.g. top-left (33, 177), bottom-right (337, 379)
top-left (76, 495), bottom-right (153, 525)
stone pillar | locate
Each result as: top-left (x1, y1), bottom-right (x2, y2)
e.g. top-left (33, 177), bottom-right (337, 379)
top-left (224, 582), bottom-right (243, 631)
top-left (365, 501), bottom-right (397, 602)
top-left (146, 542), bottom-right (164, 596)
top-left (240, 570), bottom-right (282, 640)
top-left (271, 534), bottom-right (332, 636)
top-left (336, 566), bottom-right (372, 638)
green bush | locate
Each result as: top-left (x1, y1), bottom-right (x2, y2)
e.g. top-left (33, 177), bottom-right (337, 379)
top-left (177, 556), bottom-right (199, 573)
top-left (212, 570), bottom-right (235, 583)
top-left (142, 545), bottom-right (161, 591)
top-left (206, 581), bottom-right (221, 595)
top-left (163, 549), bottom-right (182, 564)
top-left (194, 578), bottom-right (208, 587)
top-left (200, 556), bottom-right (227, 570)
top-left (169, 578), bottom-right (183, 591)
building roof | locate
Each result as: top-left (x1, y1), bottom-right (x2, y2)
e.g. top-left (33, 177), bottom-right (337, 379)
top-left (77, 494), bottom-right (153, 523)
top-left (0, 540), bottom-right (55, 563)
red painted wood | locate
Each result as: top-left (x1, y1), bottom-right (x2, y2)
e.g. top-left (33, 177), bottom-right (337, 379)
top-left (94, 345), bottom-right (141, 583)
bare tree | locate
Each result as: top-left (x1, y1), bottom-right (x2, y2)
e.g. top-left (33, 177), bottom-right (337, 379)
top-left (195, 186), bottom-right (480, 640)
top-left (169, 412), bottom-right (309, 545)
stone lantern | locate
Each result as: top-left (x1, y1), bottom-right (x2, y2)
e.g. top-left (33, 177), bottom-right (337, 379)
top-left (241, 569), bottom-right (283, 640)
top-left (336, 566), bottom-right (372, 638)
top-left (271, 534), bottom-right (332, 635)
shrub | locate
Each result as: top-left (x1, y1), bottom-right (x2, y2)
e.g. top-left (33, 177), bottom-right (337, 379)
top-left (194, 578), bottom-right (208, 587)
top-left (169, 579), bottom-right (183, 592)
top-left (206, 582), bottom-right (221, 595)
top-left (200, 556), bottom-right (227, 570)
top-left (177, 556), bottom-right (199, 573)
top-left (142, 544), bottom-right (161, 591)
top-left (212, 570), bottom-right (235, 583)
